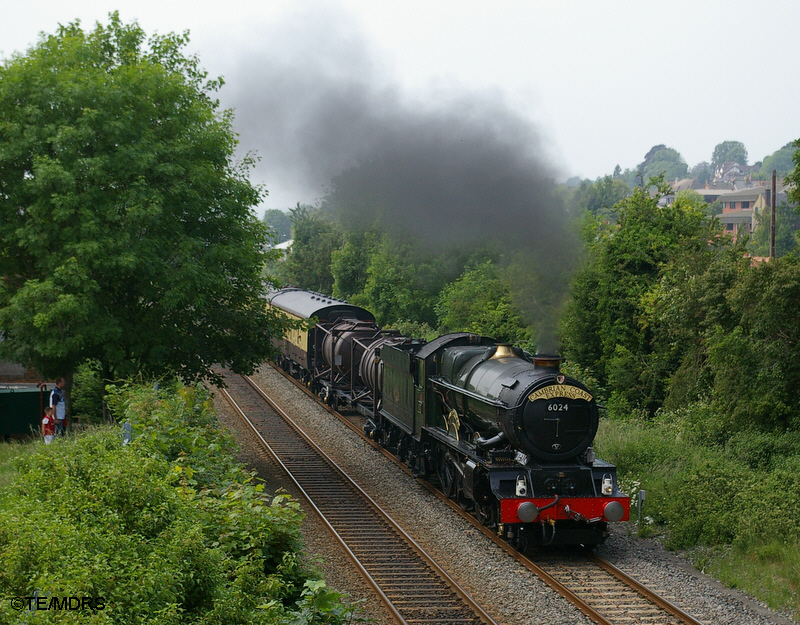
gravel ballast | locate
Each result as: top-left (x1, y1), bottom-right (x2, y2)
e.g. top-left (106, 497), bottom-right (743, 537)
top-left (212, 365), bottom-right (796, 625)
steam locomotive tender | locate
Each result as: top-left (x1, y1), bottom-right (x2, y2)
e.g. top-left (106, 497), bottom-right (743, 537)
top-left (268, 288), bottom-right (629, 548)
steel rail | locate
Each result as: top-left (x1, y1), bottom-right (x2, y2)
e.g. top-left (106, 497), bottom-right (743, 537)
top-left (591, 555), bottom-right (706, 625)
top-left (217, 383), bottom-right (405, 625)
top-left (218, 371), bottom-right (496, 625)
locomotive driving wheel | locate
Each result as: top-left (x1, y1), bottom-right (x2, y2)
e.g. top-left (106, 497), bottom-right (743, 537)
top-left (437, 455), bottom-right (458, 499)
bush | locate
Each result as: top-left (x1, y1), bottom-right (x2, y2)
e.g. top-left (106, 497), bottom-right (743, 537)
top-left (661, 456), bottom-right (747, 548)
top-left (107, 382), bottom-right (242, 490)
top-left (598, 416), bottom-right (800, 551)
top-left (658, 401), bottom-right (732, 448)
top-left (598, 417), bottom-right (748, 547)
top-left (595, 418), bottom-right (699, 478)
top-left (71, 360), bottom-right (106, 424)
top-left (725, 430), bottom-right (800, 470)
top-left (0, 430), bottom-right (227, 622)
top-left (734, 463), bottom-right (800, 546)
top-left (0, 384), bottom-right (361, 624)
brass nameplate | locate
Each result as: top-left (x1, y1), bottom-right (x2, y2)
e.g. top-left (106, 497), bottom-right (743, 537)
top-left (528, 385), bottom-right (593, 402)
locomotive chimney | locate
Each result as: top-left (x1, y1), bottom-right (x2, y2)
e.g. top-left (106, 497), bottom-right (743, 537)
top-left (532, 354), bottom-right (562, 371)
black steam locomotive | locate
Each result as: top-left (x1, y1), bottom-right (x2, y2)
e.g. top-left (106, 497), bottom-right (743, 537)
top-left (268, 287), bottom-right (629, 548)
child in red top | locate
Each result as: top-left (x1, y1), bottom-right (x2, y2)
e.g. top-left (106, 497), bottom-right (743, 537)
top-left (41, 406), bottom-right (56, 444)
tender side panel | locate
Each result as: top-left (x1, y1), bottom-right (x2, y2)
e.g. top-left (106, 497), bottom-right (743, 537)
top-left (380, 345), bottom-right (415, 434)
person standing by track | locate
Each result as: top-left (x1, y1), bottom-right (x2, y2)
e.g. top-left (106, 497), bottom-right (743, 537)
top-left (50, 377), bottom-right (66, 436)
top-left (41, 405), bottom-right (56, 444)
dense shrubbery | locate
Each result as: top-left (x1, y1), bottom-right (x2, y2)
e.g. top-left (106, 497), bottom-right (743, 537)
top-left (596, 416), bottom-right (800, 615)
top-left (599, 414), bottom-right (800, 548)
top-left (0, 383), bottom-right (360, 624)
top-left (70, 360), bottom-right (105, 424)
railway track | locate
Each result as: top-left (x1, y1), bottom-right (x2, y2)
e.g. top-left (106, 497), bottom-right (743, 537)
top-left (515, 551), bottom-right (705, 625)
top-left (217, 370), bottom-right (497, 625)
top-left (264, 362), bottom-right (708, 625)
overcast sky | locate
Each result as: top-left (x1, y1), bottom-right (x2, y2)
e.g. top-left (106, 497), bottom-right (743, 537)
top-left (4, 0), bottom-right (800, 211)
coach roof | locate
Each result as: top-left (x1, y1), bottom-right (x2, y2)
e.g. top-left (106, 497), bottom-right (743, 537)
top-left (267, 288), bottom-right (376, 323)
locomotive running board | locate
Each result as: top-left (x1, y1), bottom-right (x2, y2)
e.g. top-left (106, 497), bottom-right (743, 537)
top-left (430, 377), bottom-right (508, 407)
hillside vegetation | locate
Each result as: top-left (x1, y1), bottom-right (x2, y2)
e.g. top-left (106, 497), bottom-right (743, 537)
top-left (0, 383), bottom-right (360, 624)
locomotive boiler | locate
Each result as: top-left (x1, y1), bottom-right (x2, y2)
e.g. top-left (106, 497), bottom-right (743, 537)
top-left (267, 287), bottom-right (629, 548)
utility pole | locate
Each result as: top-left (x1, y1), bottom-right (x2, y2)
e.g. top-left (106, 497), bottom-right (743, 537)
top-left (770, 169), bottom-right (777, 258)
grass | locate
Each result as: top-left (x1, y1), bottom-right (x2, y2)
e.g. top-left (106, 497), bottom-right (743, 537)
top-left (703, 541), bottom-right (800, 619)
top-left (0, 438), bottom-right (37, 491)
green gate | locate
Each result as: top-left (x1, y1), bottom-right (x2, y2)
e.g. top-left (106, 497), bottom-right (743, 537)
top-left (0, 386), bottom-right (46, 439)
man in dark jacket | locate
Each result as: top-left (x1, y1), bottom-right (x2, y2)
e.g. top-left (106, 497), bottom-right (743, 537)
top-left (50, 377), bottom-right (66, 435)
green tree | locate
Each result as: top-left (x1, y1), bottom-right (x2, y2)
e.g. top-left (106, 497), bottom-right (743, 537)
top-left (579, 175), bottom-right (630, 219)
top-left (350, 235), bottom-right (434, 326)
top-left (642, 240), bottom-right (747, 413)
top-left (0, 15), bottom-right (285, 400)
top-left (331, 228), bottom-right (380, 300)
top-left (755, 143), bottom-right (797, 180)
top-left (751, 201), bottom-right (800, 257)
top-left (642, 147), bottom-right (688, 183)
top-left (706, 254), bottom-right (800, 432)
top-left (712, 140), bottom-right (748, 170)
top-left (561, 178), bottom-right (716, 416)
top-left (754, 143), bottom-right (795, 180)
top-left (674, 189), bottom-right (707, 210)
top-left (786, 138), bottom-right (800, 206)
top-left (435, 260), bottom-right (532, 347)
top-left (279, 204), bottom-right (342, 294)
top-left (690, 161), bottom-right (713, 186)
top-left (263, 208), bottom-right (292, 243)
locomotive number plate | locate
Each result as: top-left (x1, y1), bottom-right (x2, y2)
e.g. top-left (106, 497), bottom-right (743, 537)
top-left (528, 385), bottom-right (593, 403)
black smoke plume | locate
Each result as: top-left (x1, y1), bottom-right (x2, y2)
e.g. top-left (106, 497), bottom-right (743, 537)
top-left (221, 7), bottom-right (582, 352)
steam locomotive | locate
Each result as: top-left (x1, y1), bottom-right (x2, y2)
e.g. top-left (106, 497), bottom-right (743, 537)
top-left (267, 287), bottom-right (629, 548)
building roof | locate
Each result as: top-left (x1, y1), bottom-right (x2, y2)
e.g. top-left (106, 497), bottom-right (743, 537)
top-left (670, 178), bottom-right (696, 192)
top-left (718, 187), bottom-right (770, 202)
top-left (717, 209), bottom-right (753, 224)
top-left (698, 189), bottom-right (730, 201)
